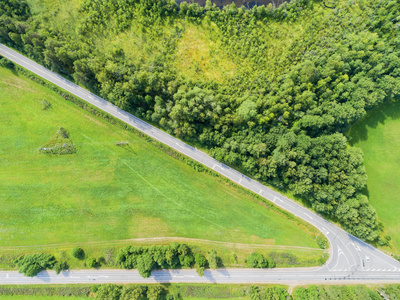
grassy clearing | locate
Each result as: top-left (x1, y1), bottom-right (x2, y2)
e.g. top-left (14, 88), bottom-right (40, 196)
top-left (0, 66), bottom-right (324, 267)
top-left (348, 101), bottom-right (400, 253)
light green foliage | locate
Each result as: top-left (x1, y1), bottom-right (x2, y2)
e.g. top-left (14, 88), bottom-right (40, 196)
top-left (0, 67), bottom-right (320, 256)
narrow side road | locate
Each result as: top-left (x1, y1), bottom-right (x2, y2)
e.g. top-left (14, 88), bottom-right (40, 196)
top-left (1, 43), bottom-right (400, 284)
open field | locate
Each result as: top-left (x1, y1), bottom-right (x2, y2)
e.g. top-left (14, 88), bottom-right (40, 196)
top-left (0, 66), bottom-right (324, 268)
top-left (348, 101), bottom-right (400, 253)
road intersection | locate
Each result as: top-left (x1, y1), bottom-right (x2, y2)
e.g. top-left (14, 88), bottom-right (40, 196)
top-left (1, 43), bottom-right (400, 284)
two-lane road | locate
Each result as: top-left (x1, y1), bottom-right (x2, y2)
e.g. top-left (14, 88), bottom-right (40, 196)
top-left (1, 43), bottom-right (400, 284)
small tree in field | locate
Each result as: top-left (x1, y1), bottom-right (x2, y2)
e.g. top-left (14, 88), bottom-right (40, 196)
top-left (71, 247), bottom-right (85, 260)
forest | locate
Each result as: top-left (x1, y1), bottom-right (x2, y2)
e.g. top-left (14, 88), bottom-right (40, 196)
top-left (1, 0), bottom-right (400, 243)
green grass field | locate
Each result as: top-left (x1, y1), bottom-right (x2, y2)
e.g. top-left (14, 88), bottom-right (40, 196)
top-left (0, 67), bottom-right (324, 267)
top-left (348, 101), bottom-right (400, 253)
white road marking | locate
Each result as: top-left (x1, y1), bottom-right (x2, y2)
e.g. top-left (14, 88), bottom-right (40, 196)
top-left (322, 227), bottom-right (329, 235)
top-left (304, 213), bottom-right (313, 220)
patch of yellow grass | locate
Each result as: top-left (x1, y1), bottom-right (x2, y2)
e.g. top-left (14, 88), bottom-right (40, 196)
top-left (175, 23), bottom-right (237, 83)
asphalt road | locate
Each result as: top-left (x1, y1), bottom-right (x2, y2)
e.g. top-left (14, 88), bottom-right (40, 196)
top-left (1, 43), bottom-right (400, 284)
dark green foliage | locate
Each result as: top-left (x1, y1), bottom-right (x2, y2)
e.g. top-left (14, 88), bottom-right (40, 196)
top-left (71, 247), bottom-right (85, 259)
top-left (246, 252), bottom-right (268, 268)
top-left (53, 261), bottom-right (69, 274)
top-left (14, 253), bottom-right (56, 277)
top-left (4, 0), bottom-right (400, 242)
top-left (116, 243), bottom-right (196, 278)
top-left (0, 57), bottom-right (14, 69)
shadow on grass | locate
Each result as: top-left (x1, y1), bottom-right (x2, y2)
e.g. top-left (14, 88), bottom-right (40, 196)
top-left (348, 101), bottom-right (400, 145)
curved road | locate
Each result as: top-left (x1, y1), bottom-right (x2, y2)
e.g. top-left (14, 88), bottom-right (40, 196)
top-left (1, 43), bottom-right (400, 284)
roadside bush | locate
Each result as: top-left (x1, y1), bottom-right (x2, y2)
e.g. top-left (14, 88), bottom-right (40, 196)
top-left (116, 243), bottom-right (197, 278)
top-left (208, 250), bottom-right (219, 269)
top-left (95, 284), bottom-right (122, 300)
top-left (194, 253), bottom-right (207, 276)
top-left (71, 247), bottom-right (85, 260)
top-left (316, 236), bottom-right (328, 249)
top-left (246, 252), bottom-right (268, 268)
top-left (53, 261), bottom-right (69, 274)
top-left (14, 253), bottom-right (56, 277)
top-left (147, 285), bottom-right (165, 300)
top-left (120, 286), bottom-right (147, 300)
top-left (0, 57), bottom-right (14, 69)
top-left (86, 258), bottom-right (97, 268)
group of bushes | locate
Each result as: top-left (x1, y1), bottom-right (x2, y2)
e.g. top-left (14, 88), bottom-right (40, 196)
top-left (14, 247), bottom-right (101, 277)
top-left (93, 284), bottom-right (165, 300)
top-left (117, 243), bottom-right (215, 278)
top-left (14, 253), bottom-right (68, 277)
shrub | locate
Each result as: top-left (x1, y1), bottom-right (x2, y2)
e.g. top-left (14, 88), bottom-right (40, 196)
top-left (316, 236), bottom-right (328, 249)
top-left (246, 252), bottom-right (268, 268)
top-left (71, 247), bottom-right (85, 259)
top-left (147, 285), bottom-right (165, 300)
top-left (14, 253), bottom-right (56, 277)
top-left (194, 253), bottom-right (207, 276)
top-left (53, 261), bottom-right (69, 274)
top-left (95, 284), bottom-right (122, 300)
top-left (0, 57), bottom-right (14, 69)
top-left (86, 258), bottom-right (97, 268)
top-left (208, 250), bottom-right (219, 269)
top-left (120, 286), bottom-right (147, 300)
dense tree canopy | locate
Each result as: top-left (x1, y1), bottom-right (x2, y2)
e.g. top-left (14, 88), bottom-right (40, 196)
top-left (2, 0), bottom-right (400, 242)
